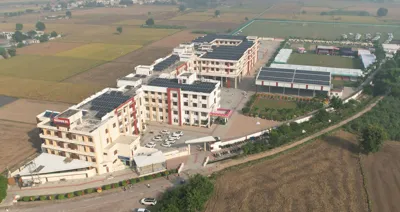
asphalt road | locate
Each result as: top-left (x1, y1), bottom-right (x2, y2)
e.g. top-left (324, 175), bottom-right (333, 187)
top-left (11, 178), bottom-right (174, 212)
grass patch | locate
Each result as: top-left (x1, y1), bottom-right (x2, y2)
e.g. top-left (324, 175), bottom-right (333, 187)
top-left (254, 98), bottom-right (297, 109)
top-left (238, 19), bottom-right (400, 40)
top-left (56, 43), bottom-right (141, 61)
top-left (0, 55), bottom-right (104, 81)
top-left (332, 80), bottom-right (359, 87)
top-left (288, 53), bottom-right (362, 69)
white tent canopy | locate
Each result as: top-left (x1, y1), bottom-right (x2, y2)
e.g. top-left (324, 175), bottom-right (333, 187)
top-left (185, 136), bottom-right (216, 144)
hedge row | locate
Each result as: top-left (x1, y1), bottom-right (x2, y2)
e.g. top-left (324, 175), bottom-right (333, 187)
top-left (141, 24), bottom-right (186, 29)
top-left (19, 169), bottom-right (177, 202)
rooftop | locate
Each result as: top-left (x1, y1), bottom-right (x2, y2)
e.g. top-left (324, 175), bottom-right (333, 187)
top-left (133, 151), bottom-right (166, 167)
top-left (120, 74), bottom-right (147, 81)
top-left (153, 55), bottom-right (180, 71)
top-left (270, 63), bottom-right (363, 77)
top-left (192, 34), bottom-right (247, 43)
top-left (257, 67), bottom-right (331, 86)
top-left (147, 78), bottom-right (217, 93)
top-left (17, 153), bottom-right (93, 176)
top-left (389, 40), bottom-right (400, 45)
top-left (201, 40), bottom-right (254, 60)
top-left (57, 109), bottom-right (80, 118)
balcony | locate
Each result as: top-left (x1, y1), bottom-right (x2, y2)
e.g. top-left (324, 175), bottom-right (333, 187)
top-left (41, 144), bottom-right (95, 157)
top-left (40, 134), bottom-right (95, 147)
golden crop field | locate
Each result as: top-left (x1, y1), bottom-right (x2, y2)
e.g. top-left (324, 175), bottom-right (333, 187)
top-left (0, 55), bottom-right (104, 81)
top-left (56, 43), bottom-right (141, 61)
top-left (113, 19), bottom-right (147, 26)
top-left (0, 76), bottom-right (103, 104)
top-left (170, 14), bottom-right (213, 21)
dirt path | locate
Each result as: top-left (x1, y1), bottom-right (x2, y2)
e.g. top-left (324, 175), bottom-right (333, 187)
top-left (188, 96), bottom-right (383, 176)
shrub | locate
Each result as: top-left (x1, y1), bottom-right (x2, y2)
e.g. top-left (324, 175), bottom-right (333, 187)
top-left (156, 173), bottom-right (162, 178)
top-left (121, 181), bottom-right (128, 186)
top-left (67, 192), bottom-right (74, 198)
top-left (112, 183), bottom-right (119, 188)
top-left (22, 196), bottom-right (31, 202)
top-left (242, 107), bottom-right (250, 114)
top-left (130, 178), bottom-right (136, 184)
top-left (57, 194), bottom-right (65, 200)
top-left (39, 195), bottom-right (47, 201)
top-left (48, 195), bottom-right (55, 200)
top-left (85, 188), bottom-right (94, 194)
top-left (75, 190), bottom-right (83, 196)
top-left (103, 184), bottom-right (112, 190)
top-left (144, 175), bottom-right (152, 180)
top-left (0, 176), bottom-right (7, 202)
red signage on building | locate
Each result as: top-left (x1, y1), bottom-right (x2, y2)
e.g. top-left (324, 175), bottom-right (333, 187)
top-left (53, 117), bottom-right (70, 126)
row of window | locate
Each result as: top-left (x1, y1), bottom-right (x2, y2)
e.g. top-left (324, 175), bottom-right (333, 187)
top-left (194, 67), bottom-right (235, 73)
top-left (47, 149), bottom-right (97, 163)
top-left (193, 61), bottom-right (235, 66)
top-left (44, 130), bottom-right (93, 142)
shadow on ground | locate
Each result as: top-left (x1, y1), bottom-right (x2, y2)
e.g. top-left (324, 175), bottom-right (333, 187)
top-left (323, 134), bottom-right (360, 154)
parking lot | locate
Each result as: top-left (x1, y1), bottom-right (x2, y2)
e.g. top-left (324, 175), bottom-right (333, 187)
top-left (140, 124), bottom-right (210, 153)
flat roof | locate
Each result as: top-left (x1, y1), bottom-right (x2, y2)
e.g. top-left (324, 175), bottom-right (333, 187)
top-left (120, 74), bottom-right (147, 81)
top-left (257, 67), bottom-right (331, 86)
top-left (192, 34), bottom-right (247, 43)
top-left (57, 109), bottom-right (80, 118)
top-left (317, 45), bottom-right (336, 50)
top-left (133, 151), bottom-right (166, 167)
top-left (270, 63), bottom-right (363, 77)
top-left (147, 78), bottom-right (217, 93)
top-left (17, 153), bottom-right (93, 176)
top-left (201, 40), bottom-right (254, 60)
top-left (185, 136), bottom-right (216, 144)
top-left (390, 40), bottom-right (400, 45)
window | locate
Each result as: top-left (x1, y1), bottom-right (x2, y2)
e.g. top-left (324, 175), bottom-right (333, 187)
top-left (183, 94), bottom-right (188, 98)
top-left (105, 129), bottom-right (108, 133)
top-left (114, 150), bottom-right (118, 155)
top-left (90, 147), bottom-right (94, 153)
top-left (193, 95), bottom-right (197, 99)
top-left (201, 112), bottom-right (207, 117)
top-left (113, 123), bottom-right (116, 128)
top-left (193, 103), bottom-right (197, 107)
top-left (184, 102), bottom-right (188, 106)
top-left (194, 112), bottom-right (198, 115)
top-left (152, 99), bottom-right (155, 102)
top-left (202, 104), bottom-right (207, 108)
top-left (165, 100), bottom-right (168, 104)
top-left (160, 116), bottom-right (163, 120)
top-left (146, 107), bottom-right (149, 110)
top-left (173, 111), bottom-right (178, 115)
top-left (173, 102), bottom-right (177, 106)
top-left (158, 92), bottom-right (162, 95)
top-left (174, 118), bottom-right (179, 123)
top-left (172, 93), bottom-right (178, 98)
top-left (185, 111), bottom-right (189, 114)
top-left (151, 91), bottom-right (155, 94)
top-left (159, 108), bottom-right (163, 112)
top-left (145, 98), bottom-right (149, 102)
top-left (89, 137), bottom-right (93, 142)
top-left (202, 96), bottom-right (207, 100)
top-left (158, 99), bottom-right (162, 103)
top-left (152, 107), bottom-right (156, 111)
top-left (185, 119), bottom-right (190, 123)
top-left (92, 158), bottom-right (96, 163)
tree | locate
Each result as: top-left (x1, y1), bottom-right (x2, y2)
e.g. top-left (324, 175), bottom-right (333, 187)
top-left (119, 0), bottom-right (133, 5)
top-left (50, 31), bottom-right (58, 37)
top-left (214, 10), bottom-right (220, 17)
top-left (0, 48), bottom-right (6, 58)
top-left (360, 125), bottom-right (386, 154)
top-left (145, 18), bottom-right (154, 26)
top-left (27, 30), bottom-right (37, 38)
top-left (377, 7), bottom-right (388, 17)
top-left (36, 21), bottom-right (46, 31)
top-left (179, 4), bottom-right (186, 12)
top-left (7, 48), bottom-right (16, 57)
top-left (39, 34), bottom-right (49, 43)
top-left (66, 10), bottom-right (72, 18)
top-left (313, 108), bottom-right (330, 123)
top-left (12, 31), bottom-right (25, 43)
top-left (116, 26), bottom-right (123, 34)
top-left (15, 23), bottom-right (23, 31)
top-left (329, 96), bottom-right (343, 109)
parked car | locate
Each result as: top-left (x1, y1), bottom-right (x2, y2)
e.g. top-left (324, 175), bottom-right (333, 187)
top-left (164, 138), bottom-right (175, 144)
top-left (161, 142), bottom-right (171, 148)
top-left (152, 136), bottom-right (162, 142)
top-left (160, 129), bottom-right (169, 134)
top-left (145, 142), bottom-right (156, 148)
top-left (140, 198), bottom-right (157, 206)
top-left (214, 136), bottom-right (221, 141)
top-left (169, 135), bottom-right (180, 140)
top-left (133, 208), bottom-right (150, 212)
top-left (173, 131), bottom-right (184, 136)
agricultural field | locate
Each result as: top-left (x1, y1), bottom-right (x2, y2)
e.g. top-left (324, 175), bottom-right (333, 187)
top-left (0, 55), bottom-right (104, 81)
top-left (238, 20), bottom-right (400, 40)
top-left (205, 131), bottom-right (368, 212)
top-left (17, 42), bottom-right (85, 56)
top-left (288, 53), bottom-right (362, 69)
top-left (56, 43), bottom-right (141, 61)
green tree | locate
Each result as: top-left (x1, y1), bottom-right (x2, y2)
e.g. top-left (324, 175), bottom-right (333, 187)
top-left (27, 30), bottom-right (37, 38)
top-left (16, 23), bottom-right (23, 30)
top-left (360, 125), bottom-right (386, 154)
top-left (7, 48), bottom-right (16, 57)
top-left (329, 96), bottom-right (343, 109)
top-left (39, 34), bottom-right (49, 43)
top-left (12, 30), bottom-right (25, 42)
top-left (66, 10), bottom-right (72, 18)
top-left (116, 26), bottom-right (123, 34)
top-left (214, 10), bottom-right (220, 17)
top-left (313, 109), bottom-right (330, 123)
top-left (50, 31), bottom-right (58, 37)
top-left (0, 47), bottom-right (6, 58)
top-left (179, 4), bottom-right (186, 12)
top-left (36, 21), bottom-right (46, 31)
top-left (373, 68), bottom-right (400, 97)
top-left (377, 7), bottom-right (388, 17)
top-left (145, 18), bottom-right (155, 26)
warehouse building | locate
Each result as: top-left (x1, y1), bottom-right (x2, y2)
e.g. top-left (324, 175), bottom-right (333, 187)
top-left (256, 67), bottom-right (331, 97)
top-left (270, 63), bottom-right (363, 78)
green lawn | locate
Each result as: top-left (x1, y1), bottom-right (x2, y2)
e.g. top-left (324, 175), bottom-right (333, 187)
top-left (253, 98), bottom-right (297, 110)
top-left (287, 53), bottom-right (362, 69)
top-left (238, 19), bottom-right (400, 41)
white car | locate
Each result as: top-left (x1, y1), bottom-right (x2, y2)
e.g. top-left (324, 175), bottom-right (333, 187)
top-left (152, 136), bottom-right (162, 142)
top-left (169, 135), bottom-right (180, 140)
top-left (145, 142), bottom-right (156, 148)
top-left (161, 142), bottom-right (171, 148)
top-left (164, 138), bottom-right (176, 144)
top-left (160, 129), bottom-right (169, 134)
top-left (173, 131), bottom-right (184, 136)
top-left (133, 209), bottom-right (150, 212)
top-left (140, 198), bottom-right (157, 206)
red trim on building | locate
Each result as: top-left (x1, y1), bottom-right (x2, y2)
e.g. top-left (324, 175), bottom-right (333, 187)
top-left (166, 88), bottom-right (182, 126)
top-left (262, 81), bottom-right (264, 86)
top-left (291, 83), bottom-right (293, 88)
top-left (306, 85), bottom-right (309, 89)
top-left (132, 98), bottom-right (139, 135)
top-left (276, 82), bottom-right (278, 87)
top-left (53, 117), bottom-right (70, 127)
top-left (321, 86), bottom-right (323, 91)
